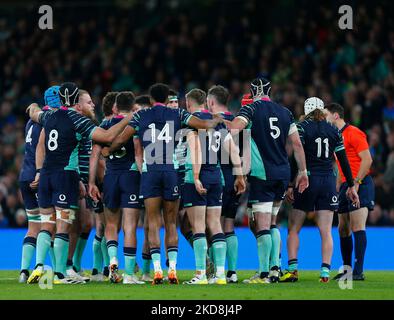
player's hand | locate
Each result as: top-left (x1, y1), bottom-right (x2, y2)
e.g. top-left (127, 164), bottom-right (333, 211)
top-left (346, 186), bottom-right (360, 208)
top-left (286, 187), bottom-right (294, 203)
top-left (295, 171), bottom-right (309, 194)
top-left (354, 182), bottom-right (360, 193)
top-left (101, 147), bottom-right (110, 158)
top-left (234, 176), bottom-right (246, 195)
top-left (194, 179), bottom-right (207, 195)
top-left (79, 181), bottom-right (86, 199)
top-left (88, 183), bottom-right (101, 202)
top-left (212, 113), bottom-right (224, 126)
top-left (26, 103), bottom-right (39, 115)
top-left (29, 173), bottom-right (40, 189)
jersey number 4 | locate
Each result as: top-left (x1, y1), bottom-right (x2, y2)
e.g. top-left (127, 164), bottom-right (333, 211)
top-left (148, 123), bottom-right (173, 144)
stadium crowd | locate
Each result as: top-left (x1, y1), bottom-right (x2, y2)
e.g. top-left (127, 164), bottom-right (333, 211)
top-left (1, 0), bottom-right (394, 227)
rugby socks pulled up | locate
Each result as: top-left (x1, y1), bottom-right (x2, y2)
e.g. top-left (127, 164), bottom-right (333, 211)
top-left (269, 225), bottom-right (281, 269)
top-left (92, 235), bottom-right (103, 273)
top-left (72, 232), bottom-right (90, 272)
top-left (256, 230), bottom-right (272, 275)
top-left (167, 246), bottom-right (178, 271)
top-left (225, 231), bottom-right (238, 273)
top-left (340, 235), bottom-right (353, 268)
top-left (353, 230), bottom-right (367, 275)
top-left (21, 237), bottom-right (36, 272)
top-left (211, 233), bottom-right (227, 277)
top-left (193, 233), bottom-right (208, 275)
top-left (54, 233), bottom-right (69, 276)
top-left (36, 230), bottom-right (52, 267)
top-left (106, 240), bottom-right (118, 264)
top-left (142, 253), bottom-right (152, 275)
top-left (124, 247), bottom-right (137, 276)
top-left (150, 248), bottom-right (162, 273)
top-left (101, 236), bottom-right (110, 268)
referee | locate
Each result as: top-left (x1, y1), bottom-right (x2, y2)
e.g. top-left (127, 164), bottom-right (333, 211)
top-left (325, 103), bottom-right (374, 281)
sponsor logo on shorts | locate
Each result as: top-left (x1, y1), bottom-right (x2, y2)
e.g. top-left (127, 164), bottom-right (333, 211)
top-left (128, 194), bottom-right (139, 204)
top-left (58, 194), bottom-right (67, 204)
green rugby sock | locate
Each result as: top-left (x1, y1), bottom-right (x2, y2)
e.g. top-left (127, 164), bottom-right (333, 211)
top-left (320, 263), bottom-right (331, 277)
top-left (167, 246), bottom-right (178, 270)
top-left (101, 236), bottom-right (110, 267)
top-left (124, 247), bottom-right (137, 275)
top-left (150, 248), bottom-right (162, 272)
top-left (288, 259), bottom-right (298, 271)
top-left (106, 240), bottom-right (118, 263)
top-left (193, 234), bottom-right (207, 272)
top-left (54, 233), bottom-right (69, 276)
top-left (269, 225), bottom-right (281, 269)
top-left (256, 230), bottom-right (271, 273)
top-left (21, 237), bottom-right (36, 271)
top-left (92, 235), bottom-right (103, 272)
top-left (212, 233), bottom-right (227, 277)
top-left (49, 241), bottom-right (56, 268)
top-left (36, 231), bottom-right (52, 266)
top-left (142, 253), bottom-right (151, 274)
top-left (225, 232), bottom-right (238, 272)
top-left (72, 232), bottom-right (89, 272)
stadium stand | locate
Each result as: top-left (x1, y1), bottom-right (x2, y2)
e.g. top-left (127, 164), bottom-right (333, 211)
top-left (0, 0), bottom-right (394, 227)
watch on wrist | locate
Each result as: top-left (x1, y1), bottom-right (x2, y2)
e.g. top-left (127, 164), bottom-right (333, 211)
top-left (354, 177), bottom-right (363, 185)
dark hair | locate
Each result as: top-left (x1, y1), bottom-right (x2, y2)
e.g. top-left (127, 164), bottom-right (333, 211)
top-left (186, 88), bottom-right (207, 105)
top-left (305, 109), bottom-right (327, 122)
top-left (135, 95), bottom-right (152, 107)
top-left (208, 85), bottom-right (229, 105)
top-left (169, 89), bottom-right (178, 97)
top-left (102, 92), bottom-right (118, 116)
top-left (116, 91), bottom-right (135, 112)
top-left (149, 83), bottom-right (170, 103)
top-left (325, 103), bottom-right (345, 119)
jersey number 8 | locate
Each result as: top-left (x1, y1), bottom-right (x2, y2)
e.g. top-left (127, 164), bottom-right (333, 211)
top-left (48, 129), bottom-right (58, 151)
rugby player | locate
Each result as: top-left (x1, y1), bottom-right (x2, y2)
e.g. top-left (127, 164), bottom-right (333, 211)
top-left (207, 85), bottom-right (242, 283)
top-left (183, 88), bottom-right (246, 285)
top-left (88, 91), bottom-right (117, 281)
top-left (18, 86), bottom-right (61, 283)
top-left (325, 103), bottom-right (374, 281)
top-left (103, 83), bottom-right (224, 285)
top-left (226, 78), bottom-right (308, 284)
top-left (27, 82), bottom-right (133, 284)
top-left (280, 98), bottom-right (359, 283)
top-left (167, 90), bottom-right (179, 109)
top-left (99, 92), bottom-right (145, 284)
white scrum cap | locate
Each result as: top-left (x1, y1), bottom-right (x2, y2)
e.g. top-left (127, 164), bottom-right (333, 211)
top-left (304, 97), bottom-right (324, 115)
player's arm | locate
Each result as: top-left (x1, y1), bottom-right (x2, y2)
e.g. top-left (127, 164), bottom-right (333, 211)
top-left (133, 137), bottom-right (143, 173)
top-left (224, 117), bottom-right (247, 131)
top-left (187, 130), bottom-right (206, 195)
top-left (102, 125), bottom-right (135, 157)
top-left (355, 149), bottom-right (373, 182)
top-left (288, 129), bottom-right (309, 193)
top-left (187, 115), bottom-right (223, 130)
top-left (30, 129), bottom-right (45, 189)
top-left (88, 143), bottom-right (102, 201)
top-left (222, 132), bottom-right (246, 195)
top-left (91, 113), bottom-right (134, 145)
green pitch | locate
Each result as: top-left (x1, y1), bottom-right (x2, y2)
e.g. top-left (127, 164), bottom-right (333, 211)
top-left (1, 270), bottom-right (394, 300)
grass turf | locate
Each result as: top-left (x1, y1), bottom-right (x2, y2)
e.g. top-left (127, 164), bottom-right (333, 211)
top-left (0, 270), bottom-right (393, 300)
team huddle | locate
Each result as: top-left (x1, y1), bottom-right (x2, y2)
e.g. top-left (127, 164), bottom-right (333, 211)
top-left (18, 77), bottom-right (374, 286)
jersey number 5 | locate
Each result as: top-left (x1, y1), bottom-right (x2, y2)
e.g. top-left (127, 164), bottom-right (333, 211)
top-left (269, 117), bottom-right (281, 139)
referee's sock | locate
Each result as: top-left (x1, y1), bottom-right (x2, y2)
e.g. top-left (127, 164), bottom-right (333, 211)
top-left (353, 230), bottom-right (367, 275)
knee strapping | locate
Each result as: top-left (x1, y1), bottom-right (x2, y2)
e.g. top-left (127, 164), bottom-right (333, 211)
top-left (40, 213), bottom-right (56, 224)
top-left (27, 213), bottom-right (41, 223)
top-left (252, 202), bottom-right (273, 214)
top-left (56, 209), bottom-right (76, 224)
